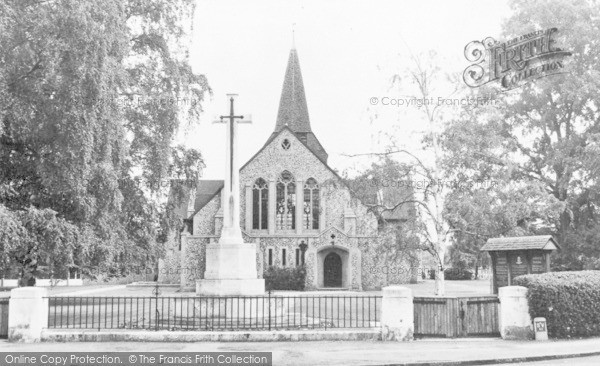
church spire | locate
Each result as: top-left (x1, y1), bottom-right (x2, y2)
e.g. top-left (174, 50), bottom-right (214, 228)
top-left (274, 48), bottom-right (311, 133)
top-left (265, 47), bottom-right (328, 163)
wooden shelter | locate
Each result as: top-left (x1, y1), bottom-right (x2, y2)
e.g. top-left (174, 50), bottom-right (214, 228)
top-left (481, 235), bottom-right (559, 294)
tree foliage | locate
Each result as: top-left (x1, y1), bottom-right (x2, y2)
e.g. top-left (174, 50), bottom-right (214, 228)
top-left (345, 156), bottom-right (416, 224)
top-left (0, 0), bottom-right (207, 281)
top-left (444, 0), bottom-right (600, 270)
top-left (344, 157), bottom-right (423, 283)
top-left (444, 180), bottom-right (565, 272)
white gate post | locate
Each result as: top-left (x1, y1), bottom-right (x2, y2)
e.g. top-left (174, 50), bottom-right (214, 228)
top-left (498, 286), bottom-right (533, 340)
top-left (381, 286), bottom-right (413, 341)
top-left (8, 287), bottom-right (48, 342)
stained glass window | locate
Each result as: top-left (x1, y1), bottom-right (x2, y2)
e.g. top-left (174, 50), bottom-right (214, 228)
top-left (303, 178), bottom-right (319, 229)
top-left (276, 171), bottom-right (296, 230)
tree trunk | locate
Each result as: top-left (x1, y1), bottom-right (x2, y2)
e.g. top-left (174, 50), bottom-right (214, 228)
top-left (434, 237), bottom-right (446, 296)
top-left (559, 209), bottom-right (570, 244)
top-left (435, 266), bottom-right (445, 296)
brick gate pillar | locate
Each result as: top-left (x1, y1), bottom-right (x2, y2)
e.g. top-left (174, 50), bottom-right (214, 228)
top-left (381, 286), bottom-right (413, 341)
top-left (8, 287), bottom-right (48, 342)
top-left (498, 286), bottom-right (533, 340)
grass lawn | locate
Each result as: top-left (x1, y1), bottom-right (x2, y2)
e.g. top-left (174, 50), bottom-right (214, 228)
top-left (1, 279), bottom-right (492, 298)
top-left (0, 284), bottom-right (121, 298)
top-left (402, 279), bottom-right (492, 296)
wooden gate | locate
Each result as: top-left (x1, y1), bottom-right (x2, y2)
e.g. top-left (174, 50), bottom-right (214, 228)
top-left (0, 298), bottom-right (8, 339)
top-left (413, 296), bottom-right (500, 338)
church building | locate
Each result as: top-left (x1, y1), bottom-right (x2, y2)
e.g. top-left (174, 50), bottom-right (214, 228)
top-left (162, 48), bottom-right (418, 291)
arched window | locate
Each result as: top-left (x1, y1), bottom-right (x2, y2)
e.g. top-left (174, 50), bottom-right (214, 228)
top-left (303, 178), bottom-right (319, 229)
top-left (252, 178), bottom-right (268, 230)
top-left (276, 171), bottom-right (296, 230)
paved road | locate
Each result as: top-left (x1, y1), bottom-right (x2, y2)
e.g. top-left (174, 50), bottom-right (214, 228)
top-left (493, 355), bottom-right (600, 365)
top-left (2, 338), bottom-right (600, 366)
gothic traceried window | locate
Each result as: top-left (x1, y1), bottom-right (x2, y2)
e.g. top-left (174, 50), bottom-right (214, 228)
top-left (252, 178), bottom-right (269, 230)
top-left (276, 170), bottom-right (296, 230)
top-left (303, 178), bottom-right (320, 230)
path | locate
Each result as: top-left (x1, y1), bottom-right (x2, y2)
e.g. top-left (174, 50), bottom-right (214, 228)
top-left (2, 338), bottom-right (600, 366)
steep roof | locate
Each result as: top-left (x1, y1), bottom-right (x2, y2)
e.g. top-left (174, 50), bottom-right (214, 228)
top-left (274, 48), bottom-right (311, 133)
top-left (191, 180), bottom-right (223, 217)
top-left (169, 180), bottom-right (223, 220)
top-left (266, 48), bottom-right (328, 162)
top-left (481, 235), bottom-right (560, 252)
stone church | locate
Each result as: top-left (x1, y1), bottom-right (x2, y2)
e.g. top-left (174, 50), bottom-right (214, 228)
top-left (162, 48), bottom-right (418, 291)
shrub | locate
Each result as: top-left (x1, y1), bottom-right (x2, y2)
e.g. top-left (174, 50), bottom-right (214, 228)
top-left (514, 271), bottom-right (600, 339)
top-left (264, 266), bottom-right (306, 291)
top-left (444, 267), bottom-right (473, 280)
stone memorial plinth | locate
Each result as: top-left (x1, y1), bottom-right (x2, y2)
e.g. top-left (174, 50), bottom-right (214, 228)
top-left (196, 243), bottom-right (265, 295)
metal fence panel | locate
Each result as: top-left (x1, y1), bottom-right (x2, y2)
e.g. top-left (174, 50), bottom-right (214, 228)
top-left (47, 295), bottom-right (382, 331)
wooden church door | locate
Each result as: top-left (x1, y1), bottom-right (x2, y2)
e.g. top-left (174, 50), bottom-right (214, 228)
top-left (324, 252), bottom-right (342, 287)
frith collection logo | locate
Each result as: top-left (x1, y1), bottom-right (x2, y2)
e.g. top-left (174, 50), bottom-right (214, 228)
top-left (463, 28), bottom-right (571, 90)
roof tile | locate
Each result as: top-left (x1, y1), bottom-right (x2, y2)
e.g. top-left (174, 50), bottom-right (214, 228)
top-left (481, 235), bottom-right (559, 251)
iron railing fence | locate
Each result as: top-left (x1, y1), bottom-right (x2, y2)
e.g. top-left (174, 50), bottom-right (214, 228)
top-left (47, 295), bottom-right (381, 331)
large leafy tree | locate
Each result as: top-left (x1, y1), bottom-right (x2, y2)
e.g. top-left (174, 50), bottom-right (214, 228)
top-left (444, 0), bottom-right (600, 269)
top-left (344, 157), bottom-right (423, 284)
top-left (0, 203), bottom-right (27, 278)
top-left (14, 207), bottom-right (79, 285)
top-left (444, 180), bottom-right (565, 274)
top-left (345, 156), bottom-right (416, 224)
top-left (0, 0), bottom-right (207, 280)
top-left (346, 50), bottom-right (464, 294)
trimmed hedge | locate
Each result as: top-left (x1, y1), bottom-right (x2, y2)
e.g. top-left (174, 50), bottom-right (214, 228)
top-left (444, 267), bottom-right (473, 280)
top-left (514, 271), bottom-right (600, 339)
top-left (264, 266), bottom-right (306, 291)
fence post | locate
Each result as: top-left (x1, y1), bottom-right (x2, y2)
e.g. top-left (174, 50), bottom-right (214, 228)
top-left (498, 286), bottom-right (533, 340)
top-left (268, 290), bottom-right (271, 331)
top-left (153, 283), bottom-right (160, 331)
top-left (381, 286), bottom-right (413, 341)
top-left (8, 287), bottom-right (48, 342)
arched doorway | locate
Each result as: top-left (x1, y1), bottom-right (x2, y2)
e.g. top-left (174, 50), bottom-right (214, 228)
top-left (323, 252), bottom-right (342, 287)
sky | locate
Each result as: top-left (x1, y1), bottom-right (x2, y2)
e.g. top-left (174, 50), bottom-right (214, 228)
top-left (183, 0), bottom-right (512, 179)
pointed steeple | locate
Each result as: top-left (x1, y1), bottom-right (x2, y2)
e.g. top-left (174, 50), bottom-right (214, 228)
top-left (274, 48), bottom-right (311, 133)
top-left (265, 48), bottom-right (328, 163)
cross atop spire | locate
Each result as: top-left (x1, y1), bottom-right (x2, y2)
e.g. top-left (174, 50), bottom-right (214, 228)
top-left (292, 23), bottom-right (296, 49)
